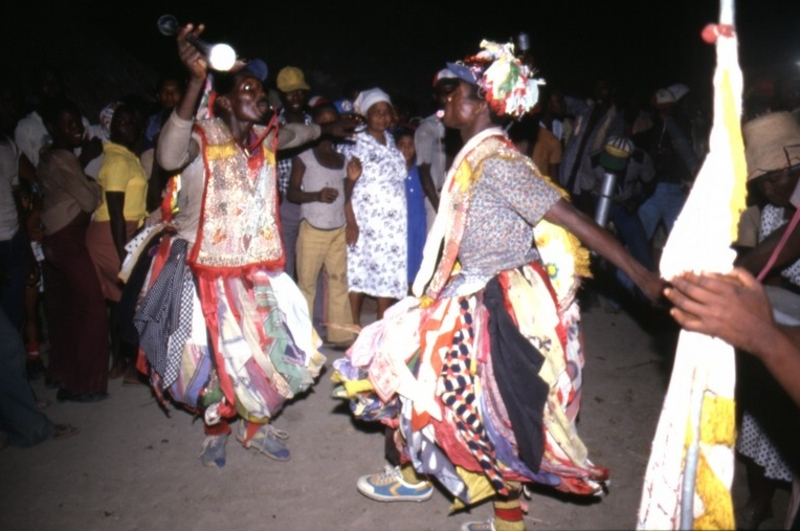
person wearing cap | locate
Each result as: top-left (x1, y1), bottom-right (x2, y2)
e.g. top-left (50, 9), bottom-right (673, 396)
top-left (414, 68), bottom-right (459, 232)
top-left (736, 111), bottom-right (800, 279)
top-left (664, 265), bottom-right (800, 530)
top-left (724, 110), bottom-right (800, 529)
top-left (634, 86), bottom-right (700, 251)
top-left (275, 66), bottom-right (330, 332)
top-left (275, 66), bottom-right (312, 281)
top-left (664, 111), bottom-right (800, 530)
top-left (332, 41), bottom-right (664, 531)
top-left (588, 135), bottom-right (656, 309)
top-left (287, 102), bottom-right (359, 349)
top-left (136, 22), bottom-right (354, 468)
top-left (333, 78), bottom-right (365, 117)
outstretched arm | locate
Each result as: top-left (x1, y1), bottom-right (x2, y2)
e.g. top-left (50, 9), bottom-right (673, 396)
top-left (277, 117), bottom-right (359, 152)
top-left (544, 198), bottom-right (665, 302)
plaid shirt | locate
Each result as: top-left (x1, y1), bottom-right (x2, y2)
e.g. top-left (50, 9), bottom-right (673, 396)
top-left (277, 110), bottom-right (313, 197)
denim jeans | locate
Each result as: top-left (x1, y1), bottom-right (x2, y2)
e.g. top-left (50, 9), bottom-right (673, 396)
top-left (594, 199), bottom-right (654, 303)
top-left (638, 182), bottom-right (687, 241)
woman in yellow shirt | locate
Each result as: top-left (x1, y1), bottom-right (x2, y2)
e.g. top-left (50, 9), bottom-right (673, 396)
top-left (86, 102), bottom-right (147, 380)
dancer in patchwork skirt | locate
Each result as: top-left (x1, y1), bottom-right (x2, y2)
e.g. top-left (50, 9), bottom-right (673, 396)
top-left (332, 40), bottom-right (665, 531)
top-left (132, 22), bottom-right (354, 467)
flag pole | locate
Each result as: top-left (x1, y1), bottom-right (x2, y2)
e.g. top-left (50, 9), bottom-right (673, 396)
top-left (636, 0), bottom-right (745, 527)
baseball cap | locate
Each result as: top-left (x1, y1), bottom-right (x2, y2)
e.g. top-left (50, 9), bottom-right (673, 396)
top-left (239, 59), bottom-right (268, 82)
top-left (277, 66), bottom-right (310, 93)
top-left (667, 83), bottom-right (690, 102)
top-left (599, 136), bottom-right (634, 171)
top-left (655, 88), bottom-right (676, 105)
top-left (433, 68), bottom-right (458, 87)
top-left (445, 62), bottom-right (484, 86)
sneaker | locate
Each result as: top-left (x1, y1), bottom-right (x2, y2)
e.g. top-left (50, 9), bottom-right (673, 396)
top-left (460, 520), bottom-right (496, 531)
top-left (237, 422), bottom-right (290, 461)
top-left (199, 433), bottom-right (228, 468)
top-left (356, 465), bottom-right (434, 502)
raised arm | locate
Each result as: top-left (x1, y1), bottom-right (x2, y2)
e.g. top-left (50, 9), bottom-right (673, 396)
top-left (174, 23), bottom-right (208, 122)
top-left (157, 23), bottom-right (207, 171)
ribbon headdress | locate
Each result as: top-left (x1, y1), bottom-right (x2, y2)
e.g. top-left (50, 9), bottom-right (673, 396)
top-left (446, 40), bottom-right (544, 119)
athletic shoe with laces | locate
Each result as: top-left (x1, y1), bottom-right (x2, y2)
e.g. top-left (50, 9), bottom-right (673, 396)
top-left (460, 520), bottom-right (496, 531)
top-left (356, 465), bottom-right (434, 502)
top-left (236, 422), bottom-right (290, 461)
top-left (199, 433), bottom-right (228, 468)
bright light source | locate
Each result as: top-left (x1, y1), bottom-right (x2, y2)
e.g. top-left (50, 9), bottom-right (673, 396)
top-left (209, 44), bottom-right (237, 72)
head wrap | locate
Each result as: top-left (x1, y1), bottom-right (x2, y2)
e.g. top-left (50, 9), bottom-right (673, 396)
top-left (353, 88), bottom-right (391, 116)
top-left (446, 40), bottom-right (544, 118)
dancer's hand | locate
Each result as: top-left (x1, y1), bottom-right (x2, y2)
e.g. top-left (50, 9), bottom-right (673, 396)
top-left (178, 23), bottom-right (207, 81)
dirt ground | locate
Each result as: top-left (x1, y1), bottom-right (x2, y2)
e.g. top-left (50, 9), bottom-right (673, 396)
top-left (0, 295), bottom-right (791, 531)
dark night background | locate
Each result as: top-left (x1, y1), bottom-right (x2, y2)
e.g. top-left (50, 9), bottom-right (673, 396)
top-left (4, 0), bottom-right (800, 121)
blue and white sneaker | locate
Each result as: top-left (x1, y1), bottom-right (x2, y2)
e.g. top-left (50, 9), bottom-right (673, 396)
top-left (460, 520), bottom-right (495, 531)
top-left (237, 422), bottom-right (290, 461)
top-left (356, 465), bottom-right (433, 502)
top-left (199, 433), bottom-right (228, 468)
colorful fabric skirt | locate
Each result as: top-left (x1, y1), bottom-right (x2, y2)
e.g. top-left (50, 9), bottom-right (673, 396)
top-left (134, 235), bottom-right (325, 422)
top-left (333, 261), bottom-right (608, 508)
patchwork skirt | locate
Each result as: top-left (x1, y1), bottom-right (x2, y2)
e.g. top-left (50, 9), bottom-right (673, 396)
top-left (333, 261), bottom-right (608, 507)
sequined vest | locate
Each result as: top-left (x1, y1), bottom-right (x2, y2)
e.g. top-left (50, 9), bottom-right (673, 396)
top-left (188, 118), bottom-right (284, 275)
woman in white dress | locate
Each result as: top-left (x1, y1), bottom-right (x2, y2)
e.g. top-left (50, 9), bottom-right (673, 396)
top-left (341, 88), bottom-right (407, 324)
